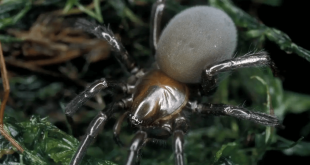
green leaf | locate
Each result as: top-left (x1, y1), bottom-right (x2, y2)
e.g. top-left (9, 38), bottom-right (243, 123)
top-left (63, 0), bottom-right (77, 13)
top-left (282, 141), bottom-right (310, 156)
top-left (283, 91), bottom-right (310, 114)
top-left (213, 142), bottom-right (238, 163)
top-left (22, 150), bottom-right (48, 165)
top-left (0, 0), bottom-right (32, 30)
top-left (36, 83), bottom-right (63, 100)
top-left (108, 0), bottom-right (144, 26)
top-left (255, 132), bottom-right (266, 149)
top-left (272, 136), bottom-right (310, 157)
top-left (0, 116), bottom-right (115, 165)
top-left (0, 0), bottom-right (26, 15)
top-left (250, 76), bottom-right (276, 143)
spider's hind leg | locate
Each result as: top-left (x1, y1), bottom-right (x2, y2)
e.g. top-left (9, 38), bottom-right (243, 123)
top-left (201, 51), bottom-right (277, 95)
top-left (188, 101), bottom-right (281, 127)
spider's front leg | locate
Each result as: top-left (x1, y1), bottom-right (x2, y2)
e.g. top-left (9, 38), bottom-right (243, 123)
top-left (69, 99), bottom-right (130, 165)
top-left (201, 51), bottom-right (277, 95)
top-left (65, 79), bottom-right (133, 144)
top-left (126, 131), bottom-right (148, 165)
top-left (65, 79), bottom-right (133, 115)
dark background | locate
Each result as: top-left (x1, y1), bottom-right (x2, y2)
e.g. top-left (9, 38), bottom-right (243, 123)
top-left (236, 0), bottom-right (310, 163)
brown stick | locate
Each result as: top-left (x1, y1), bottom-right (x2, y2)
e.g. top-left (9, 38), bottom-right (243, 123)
top-left (0, 42), bottom-right (24, 153)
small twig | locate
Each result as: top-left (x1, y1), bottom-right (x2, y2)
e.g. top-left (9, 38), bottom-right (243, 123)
top-left (0, 42), bottom-right (24, 153)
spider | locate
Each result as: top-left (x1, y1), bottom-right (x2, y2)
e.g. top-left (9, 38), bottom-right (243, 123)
top-left (65, 0), bottom-right (281, 164)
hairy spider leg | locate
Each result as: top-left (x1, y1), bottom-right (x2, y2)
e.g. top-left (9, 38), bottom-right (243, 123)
top-left (150, 0), bottom-right (166, 54)
top-left (188, 101), bottom-right (281, 127)
top-left (65, 79), bottom-right (133, 116)
top-left (0, 42), bottom-right (24, 152)
top-left (69, 100), bottom-right (129, 165)
top-left (75, 19), bottom-right (140, 74)
top-left (68, 19), bottom-right (147, 165)
top-left (201, 51), bottom-right (277, 94)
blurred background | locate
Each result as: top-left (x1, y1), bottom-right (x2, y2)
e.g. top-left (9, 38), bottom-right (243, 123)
top-left (1, 0), bottom-right (310, 164)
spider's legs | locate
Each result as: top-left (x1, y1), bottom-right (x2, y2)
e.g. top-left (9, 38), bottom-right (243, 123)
top-left (76, 19), bottom-right (139, 73)
top-left (113, 98), bottom-right (133, 147)
top-left (65, 79), bottom-right (133, 116)
top-left (69, 101), bottom-right (127, 165)
top-left (188, 101), bottom-right (281, 127)
top-left (70, 111), bottom-right (108, 165)
top-left (113, 111), bottom-right (130, 147)
top-left (172, 116), bottom-right (188, 165)
top-left (201, 51), bottom-right (277, 94)
top-left (150, 0), bottom-right (166, 53)
top-left (173, 131), bottom-right (185, 165)
top-left (125, 130), bottom-right (148, 165)
top-left (123, 115), bottom-right (188, 165)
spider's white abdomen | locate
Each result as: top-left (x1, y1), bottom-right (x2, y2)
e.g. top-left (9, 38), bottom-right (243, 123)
top-left (156, 6), bottom-right (237, 83)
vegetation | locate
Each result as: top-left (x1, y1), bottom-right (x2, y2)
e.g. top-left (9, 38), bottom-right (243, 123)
top-left (1, 0), bottom-right (310, 164)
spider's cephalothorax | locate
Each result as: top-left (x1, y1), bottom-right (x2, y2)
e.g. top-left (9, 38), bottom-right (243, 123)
top-left (130, 70), bottom-right (188, 126)
top-left (65, 1), bottom-right (281, 165)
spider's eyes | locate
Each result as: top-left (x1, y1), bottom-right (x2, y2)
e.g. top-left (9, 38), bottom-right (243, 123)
top-left (129, 114), bottom-right (143, 125)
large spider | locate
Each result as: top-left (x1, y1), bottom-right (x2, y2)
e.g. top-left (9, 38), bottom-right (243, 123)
top-left (65, 0), bottom-right (281, 164)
